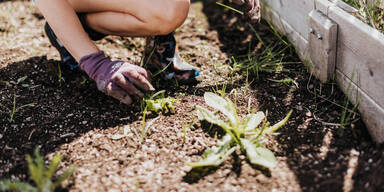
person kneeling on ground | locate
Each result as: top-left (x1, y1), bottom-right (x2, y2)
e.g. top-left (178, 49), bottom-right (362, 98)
top-left (35, 0), bottom-right (199, 105)
top-left (35, 0), bottom-right (259, 105)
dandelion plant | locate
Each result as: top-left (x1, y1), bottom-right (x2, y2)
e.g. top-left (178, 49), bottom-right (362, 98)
top-left (187, 92), bottom-right (292, 169)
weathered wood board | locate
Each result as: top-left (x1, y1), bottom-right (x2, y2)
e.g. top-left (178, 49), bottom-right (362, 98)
top-left (336, 70), bottom-right (384, 142)
top-left (261, 0), bottom-right (384, 143)
top-left (308, 10), bottom-right (338, 82)
top-left (261, 5), bottom-right (309, 60)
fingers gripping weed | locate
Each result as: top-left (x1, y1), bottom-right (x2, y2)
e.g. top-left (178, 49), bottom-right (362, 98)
top-left (0, 148), bottom-right (75, 192)
top-left (187, 92), bottom-right (292, 170)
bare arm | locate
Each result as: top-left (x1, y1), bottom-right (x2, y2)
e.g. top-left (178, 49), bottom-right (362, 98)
top-left (36, 0), bottom-right (98, 61)
top-left (35, 0), bottom-right (154, 105)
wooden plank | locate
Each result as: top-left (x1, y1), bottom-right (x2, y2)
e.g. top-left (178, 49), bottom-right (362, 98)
top-left (336, 70), bottom-right (384, 143)
top-left (327, 6), bottom-right (384, 109)
top-left (262, 0), bottom-right (384, 143)
top-left (316, 0), bottom-right (360, 15)
top-left (308, 10), bottom-right (338, 82)
top-left (261, 2), bottom-right (309, 60)
top-left (261, 0), bottom-right (314, 40)
top-left (315, 0), bottom-right (334, 15)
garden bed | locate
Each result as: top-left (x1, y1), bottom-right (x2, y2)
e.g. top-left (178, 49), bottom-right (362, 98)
top-left (1, 0), bottom-right (384, 191)
top-left (261, 0), bottom-right (384, 143)
top-left (343, 0), bottom-right (384, 33)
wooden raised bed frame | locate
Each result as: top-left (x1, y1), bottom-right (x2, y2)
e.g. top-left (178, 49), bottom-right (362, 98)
top-left (261, 0), bottom-right (384, 143)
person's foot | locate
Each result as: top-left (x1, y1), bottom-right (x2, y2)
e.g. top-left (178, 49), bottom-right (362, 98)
top-left (44, 22), bottom-right (79, 70)
top-left (144, 33), bottom-right (199, 83)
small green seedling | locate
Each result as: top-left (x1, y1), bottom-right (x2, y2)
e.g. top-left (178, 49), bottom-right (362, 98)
top-left (0, 76), bottom-right (36, 122)
top-left (57, 63), bottom-right (64, 86)
top-left (268, 77), bottom-right (299, 88)
top-left (211, 83), bottom-right (227, 98)
top-left (233, 23), bottom-right (300, 80)
top-left (187, 92), bottom-right (292, 169)
top-left (0, 148), bottom-right (75, 192)
top-left (142, 90), bottom-right (179, 114)
top-left (140, 90), bottom-right (179, 143)
top-left (339, 72), bottom-right (360, 136)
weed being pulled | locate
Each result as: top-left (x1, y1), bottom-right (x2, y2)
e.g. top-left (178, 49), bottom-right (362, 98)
top-left (187, 92), bottom-right (292, 170)
top-left (140, 90), bottom-right (179, 143)
top-left (0, 148), bottom-right (75, 192)
top-left (142, 90), bottom-right (179, 114)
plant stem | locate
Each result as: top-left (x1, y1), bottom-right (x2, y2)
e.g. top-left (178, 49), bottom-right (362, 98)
top-left (215, 2), bottom-right (244, 15)
top-left (9, 90), bottom-right (16, 122)
top-left (141, 106), bottom-right (148, 143)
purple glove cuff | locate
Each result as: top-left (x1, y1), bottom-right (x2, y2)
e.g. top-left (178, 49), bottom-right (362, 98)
top-left (79, 51), bottom-right (122, 80)
top-left (79, 51), bottom-right (125, 92)
top-left (80, 51), bottom-right (107, 79)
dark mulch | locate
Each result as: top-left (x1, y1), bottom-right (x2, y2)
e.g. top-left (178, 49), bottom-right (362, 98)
top-left (0, 0), bottom-right (383, 191)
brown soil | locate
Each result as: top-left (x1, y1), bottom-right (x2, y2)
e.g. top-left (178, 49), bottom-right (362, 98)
top-left (1, 0), bottom-right (383, 192)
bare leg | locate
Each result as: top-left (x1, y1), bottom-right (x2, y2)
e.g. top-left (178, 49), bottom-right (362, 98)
top-left (36, 0), bottom-right (193, 105)
top-left (83, 12), bottom-right (175, 37)
top-left (36, 0), bottom-right (190, 60)
top-left (36, 0), bottom-right (98, 61)
top-left (68, 0), bottom-right (190, 36)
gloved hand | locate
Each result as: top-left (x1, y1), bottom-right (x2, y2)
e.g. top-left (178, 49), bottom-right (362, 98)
top-left (231, 0), bottom-right (261, 23)
top-left (80, 51), bottom-right (155, 105)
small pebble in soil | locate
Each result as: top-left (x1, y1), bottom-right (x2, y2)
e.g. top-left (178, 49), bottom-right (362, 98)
top-left (296, 105), bottom-right (303, 111)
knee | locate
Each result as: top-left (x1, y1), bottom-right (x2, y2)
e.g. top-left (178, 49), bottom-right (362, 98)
top-left (151, 0), bottom-right (190, 35)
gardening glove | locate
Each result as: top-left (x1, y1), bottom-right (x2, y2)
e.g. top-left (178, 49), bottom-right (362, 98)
top-left (231, 0), bottom-right (261, 23)
top-left (79, 51), bottom-right (155, 105)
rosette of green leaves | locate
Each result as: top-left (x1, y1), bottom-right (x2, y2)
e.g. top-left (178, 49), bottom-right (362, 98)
top-left (0, 148), bottom-right (75, 192)
top-left (187, 92), bottom-right (292, 169)
top-left (142, 90), bottom-right (179, 113)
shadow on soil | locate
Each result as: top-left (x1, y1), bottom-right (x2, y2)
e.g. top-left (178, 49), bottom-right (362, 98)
top-left (200, 0), bottom-right (384, 191)
top-left (1, 1), bottom-right (383, 191)
top-left (0, 56), bottom-right (141, 179)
